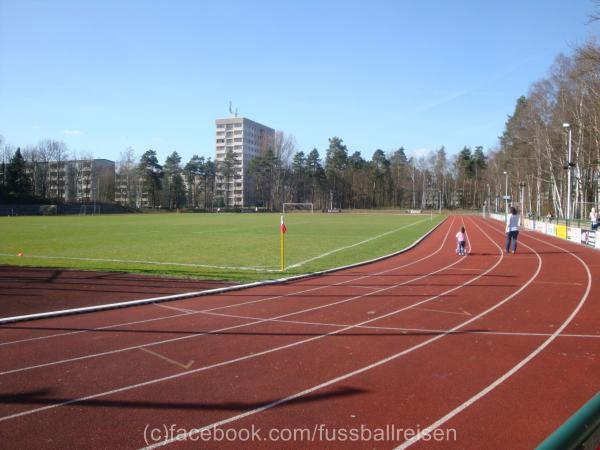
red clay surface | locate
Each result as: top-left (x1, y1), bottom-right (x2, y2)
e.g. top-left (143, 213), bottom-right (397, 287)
top-left (0, 215), bottom-right (599, 449)
top-left (0, 267), bottom-right (234, 317)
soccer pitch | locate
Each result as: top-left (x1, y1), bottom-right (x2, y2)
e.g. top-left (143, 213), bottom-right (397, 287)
top-left (0, 212), bottom-right (445, 282)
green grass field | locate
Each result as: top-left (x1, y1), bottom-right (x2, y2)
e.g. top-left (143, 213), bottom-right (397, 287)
top-left (0, 212), bottom-right (445, 282)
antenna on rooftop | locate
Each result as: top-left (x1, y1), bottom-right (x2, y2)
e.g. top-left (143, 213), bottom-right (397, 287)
top-left (229, 101), bottom-right (238, 117)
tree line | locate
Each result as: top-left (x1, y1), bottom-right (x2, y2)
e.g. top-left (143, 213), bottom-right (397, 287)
top-left (0, 133), bottom-right (492, 211)
top-left (486, 39), bottom-right (600, 220)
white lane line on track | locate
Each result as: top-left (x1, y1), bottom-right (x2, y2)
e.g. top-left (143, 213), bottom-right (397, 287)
top-left (395, 215), bottom-right (593, 449)
top-left (533, 280), bottom-right (583, 286)
top-left (286, 218), bottom-right (431, 269)
top-left (188, 310), bottom-right (600, 340)
top-left (0, 246), bottom-right (497, 422)
top-left (142, 216), bottom-right (548, 449)
top-left (0, 312), bottom-right (194, 348)
top-left (0, 217), bottom-right (503, 423)
top-left (0, 219), bottom-right (449, 342)
top-left (0, 220), bottom-right (462, 377)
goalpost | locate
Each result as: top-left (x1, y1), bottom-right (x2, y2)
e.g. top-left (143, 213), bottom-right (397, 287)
top-left (282, 203), bottom-right (314, 214)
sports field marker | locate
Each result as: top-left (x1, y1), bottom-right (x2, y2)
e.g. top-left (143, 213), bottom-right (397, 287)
top-left (139, 348), bottom-right (194, 370)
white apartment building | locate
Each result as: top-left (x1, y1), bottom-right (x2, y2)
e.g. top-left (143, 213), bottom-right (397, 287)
top-left (44, 158), bottom-right (115, 203)
top-left (215, 116), bottom-right (274, 207)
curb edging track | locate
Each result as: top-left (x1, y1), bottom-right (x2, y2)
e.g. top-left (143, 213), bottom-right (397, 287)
top-left (0, 217), bottom-right (447, 325)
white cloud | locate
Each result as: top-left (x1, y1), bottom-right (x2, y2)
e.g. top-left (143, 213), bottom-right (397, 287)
top-left (63, 129), bottom-right (83, 136)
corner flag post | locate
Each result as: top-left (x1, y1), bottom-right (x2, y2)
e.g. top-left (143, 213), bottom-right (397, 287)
top-left (280, 215), bottom-right (287, 271)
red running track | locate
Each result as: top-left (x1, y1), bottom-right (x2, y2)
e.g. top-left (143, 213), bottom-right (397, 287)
top-left (0, 215), bottom-right (599, 449)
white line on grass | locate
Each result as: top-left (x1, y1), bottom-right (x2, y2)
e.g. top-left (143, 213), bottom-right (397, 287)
top-left (286, 218), bottom-right (431, 269)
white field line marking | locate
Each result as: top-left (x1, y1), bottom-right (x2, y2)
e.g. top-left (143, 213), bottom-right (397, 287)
top-left (188, 310), bottom-right (600, 339)
top-left (0, 220), bottom-right (464, 376)
top-left (395, 215), bottom-right (592, 449)
top-left (412, 307), bottom-right (472, 317)
top-left (0, 219), bottom-right (454, 349)
top-left (139, 348), bottom-right (194, 370)
top-left (286, 218), bottom-right (431, 269)
top-left (0, 253), bottom-right (277, 272)
top-left (0, 220), bottom-right (499, 421)
top-left (142, 216), bottom-right (545, 449)
top-left (0, 311), bottom-right (194, 348)
top-left (152, 303), bottom-right (197, 314)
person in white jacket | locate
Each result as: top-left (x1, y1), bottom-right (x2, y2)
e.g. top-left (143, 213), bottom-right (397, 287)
top-left (505, 206), bottom-right (520, 254)
top-left (590, 207), bottom-right (598, 231)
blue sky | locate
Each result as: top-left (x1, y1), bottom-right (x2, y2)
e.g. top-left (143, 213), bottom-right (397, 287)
top-left (1, 0), bottom-right (598, 165)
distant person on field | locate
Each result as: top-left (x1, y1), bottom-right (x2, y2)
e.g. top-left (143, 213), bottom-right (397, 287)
top-left (506, 207), bottom-right (520, 254)
top-left (455, 226), bottom-right (469, 256)
top-left (546, 212), bottom-right (553, 222)
top-left (590, 207), bottom-right (598, 231)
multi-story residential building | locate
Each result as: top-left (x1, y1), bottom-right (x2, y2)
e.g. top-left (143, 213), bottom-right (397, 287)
top-left (46, 159), bottom-right (115, 203)
top-left (215, 116), bottom-right (275, 207)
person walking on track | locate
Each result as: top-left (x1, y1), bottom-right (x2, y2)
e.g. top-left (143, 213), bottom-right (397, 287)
top-left (506, 206), bottom-right (520, 254)
top-left (455, 226), bottom-right (469, 256)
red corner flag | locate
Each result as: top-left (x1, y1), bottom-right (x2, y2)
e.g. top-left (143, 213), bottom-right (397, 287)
top-left (280, 215), bottom-right (287, 234)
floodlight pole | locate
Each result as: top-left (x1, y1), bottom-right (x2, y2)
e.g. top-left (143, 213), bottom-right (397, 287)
top-left (563, 123), bottom-right (572, 222)
top-left (519, 181), bottom-right (526, 222)
top-left (504, 171), bottom-right (509, 221)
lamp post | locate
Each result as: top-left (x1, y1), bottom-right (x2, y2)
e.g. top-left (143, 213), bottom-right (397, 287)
top-left (563, 123), bottom-right (572, 222)
top-left (504, 171), bottom-right (509, 220)
top-left (519, 181), bottom-right (526, 220)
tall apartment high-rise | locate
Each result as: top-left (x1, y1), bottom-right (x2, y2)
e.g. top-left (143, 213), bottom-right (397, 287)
top-left (215, 117), bottom-right (275, 207)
